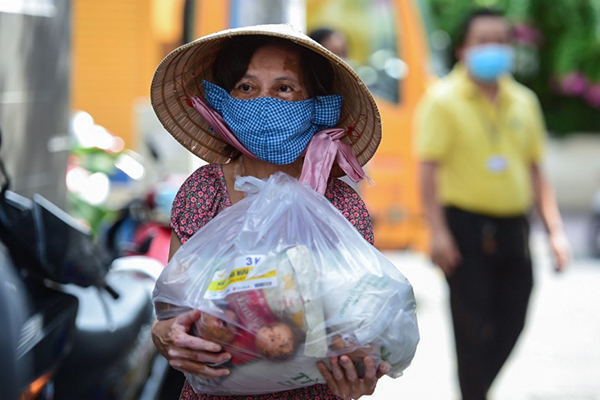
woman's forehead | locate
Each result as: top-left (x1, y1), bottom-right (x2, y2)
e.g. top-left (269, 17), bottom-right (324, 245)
top-left (251, 44), bottom-right (301, 61)
top-left (247, 45), bottom-right (302, 72)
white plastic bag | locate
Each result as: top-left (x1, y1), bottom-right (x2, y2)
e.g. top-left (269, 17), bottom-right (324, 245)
top-left (152, 172), bottom-right (419, 395)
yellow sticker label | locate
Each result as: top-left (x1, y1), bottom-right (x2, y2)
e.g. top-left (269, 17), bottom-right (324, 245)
top-left (207, 267), bottom-right (276, 292)
top-left (204, 255), bottom-right (277, 299)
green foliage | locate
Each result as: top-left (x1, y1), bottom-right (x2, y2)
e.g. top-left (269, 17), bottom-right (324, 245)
top-left (423, 0), bottom-right (600, 135)
top-left (70, 147), bottom-right (120, 174)
top-left (67, 143), bottom-right (124, 236)
top-left (68, 192), bottom-right (115, 236)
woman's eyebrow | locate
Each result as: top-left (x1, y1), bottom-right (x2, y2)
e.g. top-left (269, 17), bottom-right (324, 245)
top-left (238, 74), bottom-right (300, 85)
top-left (273, 76), bottom-right (300, 85)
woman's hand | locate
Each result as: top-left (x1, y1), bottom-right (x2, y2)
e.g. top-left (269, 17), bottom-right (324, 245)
top-left (317, 356), bottom-right (391, 400)
top-left (152, 310), bottom-right (232, 379)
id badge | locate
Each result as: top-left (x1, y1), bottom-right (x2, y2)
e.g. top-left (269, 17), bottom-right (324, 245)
top-left (487, 155), bottom-right (508, 173)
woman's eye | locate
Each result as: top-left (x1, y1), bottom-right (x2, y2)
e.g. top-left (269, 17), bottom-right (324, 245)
top-left (279, 85), bottom-right (292, 93)
top-left (239, 84), bottom-right (251, 92)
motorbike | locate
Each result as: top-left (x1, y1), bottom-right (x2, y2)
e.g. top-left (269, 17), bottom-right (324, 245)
top-left (103, 181), bottom-right (176, 266)
top-left (0, 130), bottom-right (170, 399)
top-left (100, 155), bottom-right (187, 398)
top-left (102, 139), bottom-right (185, 266)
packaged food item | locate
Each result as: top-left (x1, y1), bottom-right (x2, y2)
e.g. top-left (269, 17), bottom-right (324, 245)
top-left (152, 173), bottom-right (419, 395)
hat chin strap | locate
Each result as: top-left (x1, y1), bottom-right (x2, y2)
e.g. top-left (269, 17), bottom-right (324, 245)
top-left (189, 96), bottom-right (367, 194)
top-left (298, 128), bottom-right (367, 194)
top-left (189, 96), bottom-right (257, 160)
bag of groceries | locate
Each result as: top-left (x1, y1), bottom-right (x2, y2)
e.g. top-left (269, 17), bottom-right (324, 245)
top-left (152, 172), bottom-right (419, 395)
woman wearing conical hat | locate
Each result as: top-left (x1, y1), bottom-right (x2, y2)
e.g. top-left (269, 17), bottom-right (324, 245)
top-left (151, 24), bottom-right (386, 399)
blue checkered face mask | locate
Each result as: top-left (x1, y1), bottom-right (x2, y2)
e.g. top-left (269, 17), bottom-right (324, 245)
top-left (202, 80), bottom-right (343, 165)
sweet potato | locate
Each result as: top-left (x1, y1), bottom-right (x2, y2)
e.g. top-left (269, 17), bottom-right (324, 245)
top-left (254, 322), bottom-right (298, 360)
top-left (196, 309), bottom-right (239, 344)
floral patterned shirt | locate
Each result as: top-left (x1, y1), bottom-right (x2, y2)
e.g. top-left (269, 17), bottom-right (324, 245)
top-left (171, 163), bottom-right (374, 400)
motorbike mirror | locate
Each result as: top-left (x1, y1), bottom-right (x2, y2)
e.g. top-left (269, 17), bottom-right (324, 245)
top-left (0, 128), bottom-right (10, 193)
top-left (146, 139), bottom-right (160, 162)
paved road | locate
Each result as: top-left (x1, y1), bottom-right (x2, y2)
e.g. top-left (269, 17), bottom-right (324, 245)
top-left (368, 228), bottom-right (600, 400)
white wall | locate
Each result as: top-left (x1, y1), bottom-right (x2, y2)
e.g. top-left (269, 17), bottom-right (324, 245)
top-left (544, 134), bottom-right (600, 211)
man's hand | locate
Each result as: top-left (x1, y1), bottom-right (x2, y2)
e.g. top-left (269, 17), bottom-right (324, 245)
top-left (419, 161), bottom-right (461, 276)
top-left (530, 164), bottom-right (571, 273)
top-left (549, 230), bottom-right (571, 272)
top-left (431, 229), bottom-right (462, 277)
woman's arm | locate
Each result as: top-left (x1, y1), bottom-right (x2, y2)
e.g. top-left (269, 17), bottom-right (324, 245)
top-left (168, 230), bottom-right (183, 260)
top-left (151, 231), bottom-right (232, 379)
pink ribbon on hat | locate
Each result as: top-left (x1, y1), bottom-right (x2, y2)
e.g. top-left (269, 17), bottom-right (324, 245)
top-left (188, 96), bottom-right (367, 194)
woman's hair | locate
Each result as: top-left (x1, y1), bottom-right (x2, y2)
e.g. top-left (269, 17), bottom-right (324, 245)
top-left (212, 35), bottom-right (335, 98)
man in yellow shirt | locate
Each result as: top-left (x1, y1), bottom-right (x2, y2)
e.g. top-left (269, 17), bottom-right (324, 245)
top-left (415, 8), bottom-right (571, 400)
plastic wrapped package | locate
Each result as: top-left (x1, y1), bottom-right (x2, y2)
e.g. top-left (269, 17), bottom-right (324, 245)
top-left (152, 172), bottom-right (419, 395)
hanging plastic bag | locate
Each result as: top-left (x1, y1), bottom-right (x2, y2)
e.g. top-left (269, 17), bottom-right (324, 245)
top-left (152, 172), bottom-right (419, 396)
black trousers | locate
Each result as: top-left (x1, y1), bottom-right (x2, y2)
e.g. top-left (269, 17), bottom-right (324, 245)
top-left (445, 207), bottom-right (533, 400)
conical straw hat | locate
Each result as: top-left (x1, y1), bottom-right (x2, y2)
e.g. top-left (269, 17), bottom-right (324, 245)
top-left (151, 24), bottom-right (381, 177)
